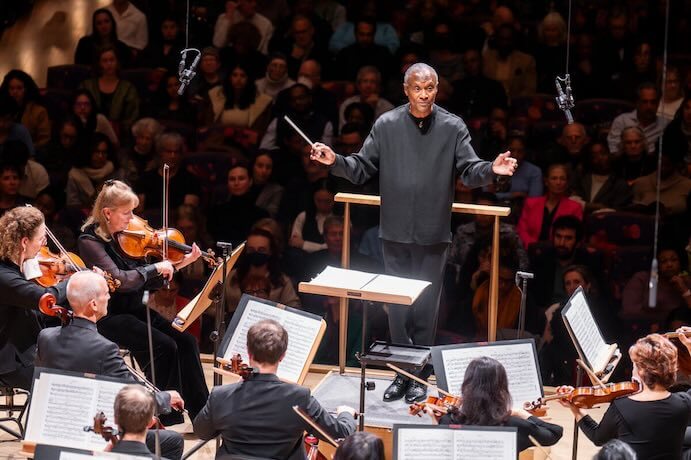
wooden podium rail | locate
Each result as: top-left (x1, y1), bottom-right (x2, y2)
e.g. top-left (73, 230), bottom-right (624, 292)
top-left (334, 193), bottom-right (511, 373)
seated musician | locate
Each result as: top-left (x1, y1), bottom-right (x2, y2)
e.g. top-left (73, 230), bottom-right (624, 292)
top-left (0, 206), bottom-right (69, 390)
top-left (36, 271), bottom-right (184, 460)
top-left (433, 357), bottom-right (563, 452)
top-left (558, 333), bottom-right (691, 459)
top-left (78, 179), bottom-right (208, 421)
top-left (333, 432), bottom-right (384, 460)
top-left (193, 319), bottom-right (357, 459)
top-left (110, 384), bottom-right (171, 459)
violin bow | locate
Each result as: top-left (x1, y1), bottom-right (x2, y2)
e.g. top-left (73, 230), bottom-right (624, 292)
top-left (386, 363), bottom-right (457, 398)
top-left (576, 359), bottom-right (609, 392)
top-left (162, 163), bottom-right (170, 274)
top-left (528, 435), bottom-right (552, 459)
top-left (292, 405), bottom-right (340, 448)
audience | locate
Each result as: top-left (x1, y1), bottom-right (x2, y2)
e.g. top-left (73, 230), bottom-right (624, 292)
top-left (608, 83), bottom-right (668, 156)
top-left (106, 0), bottom-right (148, 53)
top-left (251, 151), bottom-right (284, 217)
top-left (0, 70), bottom-right (51, 148)
top-left (70, 89), bottom-right (119, 146)
top-left (74, 8), bottom-right (132, 68)
top-left (66, 133), bottom-right (120, 209)
top-left (338, 66), bottom-right (393, 131)
top-left (213, 0), bottom-right (273, 54)
top-left (571, 141), bottom-right (632, 213)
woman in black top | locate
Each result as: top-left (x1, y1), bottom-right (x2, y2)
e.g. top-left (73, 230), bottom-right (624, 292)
top-left (0, 206), bottom-right (69, 389)
top-left (559, 334), bottom-right (691, 460)
top-left (77, 179), bottom-right (209, 420)
top-left (435, 357), bottom-right (563, 453)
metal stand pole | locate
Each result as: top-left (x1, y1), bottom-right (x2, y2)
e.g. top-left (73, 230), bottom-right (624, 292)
top-left (358, 304), bottom-right (367, 431)
top-left (571, 366), bottom-right (583, 460)
top-left (515, 271), bottom-right (533, 339)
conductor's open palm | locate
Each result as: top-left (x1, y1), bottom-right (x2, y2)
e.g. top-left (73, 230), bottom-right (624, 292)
top-left (492, 151), bottom-right (517, 176)
top-left (310, 142), bottom-right (336, 166)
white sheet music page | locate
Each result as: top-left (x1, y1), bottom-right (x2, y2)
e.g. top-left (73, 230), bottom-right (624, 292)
top-left (310, 266), bottom-right (377, 290)
top-left (363, 274), bottom-right (430, 302)
top-left (440, 342), bottom-right (541, 404)
top-left (562, 290), bottom-right (609, 371)
top-left (397, 428), bottom-right (453, 460)
top-left (25, 372), bottom-right (126, 451)
top-left (454, 429), bottom-right (516, 459)
top-left (222, 299), bottom-right (322, 383)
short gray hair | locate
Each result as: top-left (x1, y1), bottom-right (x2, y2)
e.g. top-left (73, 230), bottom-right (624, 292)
top-left (156, 131), bottom-right (185, 154)
top-left (356, 65), bottom-right (381, 84)
top-left (67, 271), bottom-right (106, 313)
top-left (131, 117), bottom-right (162, 138)
top-left (403, 63), bottom-right (438, 87)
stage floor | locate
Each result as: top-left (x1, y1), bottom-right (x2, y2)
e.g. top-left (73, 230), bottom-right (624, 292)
top-left (0, 360), bottom-right (604, 459)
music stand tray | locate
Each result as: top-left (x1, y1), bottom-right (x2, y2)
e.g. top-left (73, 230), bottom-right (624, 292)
top-left (358, 341), bottom-right (431, 371)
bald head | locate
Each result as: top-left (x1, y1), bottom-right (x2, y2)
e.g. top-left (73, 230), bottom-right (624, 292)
top-left (67, 271), bottom-right (110, 320)
top-left (559, 122), bottom-right (589, 154)
top-left (298, 59), bottom-right (321, 87)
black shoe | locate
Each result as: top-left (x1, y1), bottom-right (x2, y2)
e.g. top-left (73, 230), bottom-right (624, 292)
top-left (405, 380), bottom-right (427, 404)
top-left (383, 374), bottom-right (410, 402)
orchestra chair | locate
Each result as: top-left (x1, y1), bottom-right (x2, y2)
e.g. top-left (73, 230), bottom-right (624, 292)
top-left (0, 385), bottom-right (29, 439)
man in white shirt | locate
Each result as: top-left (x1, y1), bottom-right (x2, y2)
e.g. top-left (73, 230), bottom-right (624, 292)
top-left (107, 0), bottom-right (148, 51)
top-left (213, 0), bottom-right (273, 55)
top-left (607, 83), bottom-right (669, 155)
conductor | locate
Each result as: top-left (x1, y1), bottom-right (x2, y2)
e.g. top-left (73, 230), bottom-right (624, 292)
top-left (310, 63), bottom-right (517, 403)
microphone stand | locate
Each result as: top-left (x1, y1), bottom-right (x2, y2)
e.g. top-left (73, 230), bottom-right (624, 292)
top-left (515, 271), bottom-right (534, 339)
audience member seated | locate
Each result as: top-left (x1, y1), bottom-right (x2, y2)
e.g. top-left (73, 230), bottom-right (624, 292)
top-left (571, 141), bottom-right (632, 213)
top-left (207, 162), bottom-right (269, 247)
top-left (35, 271), bottom-right (184, 459)
top-left (470, 107), bottom-right (508, 161)
top-left (329, 4), bottom-right (399, 55)
top-left (448, 48), bottom-right (508, 120)
top-left (342, 101), bottom-right (375, 133)
top-left (592, 7), bottom-right (631, 96)
top-left (482, 24), bottom-right (537, 99)
top-left (261, 83), bottom-right (332, 152)
top-left (558, 334), bottom-right (691, 460)
top-left (534, 12), bottom-right (568, 94)
top-left (173, 204), bottom-right (213, 297)
top-left (0, 70), bottom-right (51, 148)
top-left (615, 126), bottom-right (656, 184)
top-left (74, 8), bottom-right (132, 68)
top-left (553, 123), bottom-right (590, 177)
top-left (313, 0), bottom-right (346, 33)
top-left (620, 246), bottom-right (691, 331)
top-left (334, 17), bottom-right (395, 82)
top-left (289, 178), bottom-right (335, 254)
top-left (664, 95), bottom-right (691, 164)
top-left (106, 0), bottom-right (148, 53)
top-left (472, 256), bottom-right (521, 340)
top-left (120, 117), bottom-right (162, 185)
top-left (207, 61), bottom-right (273, 145)
top-left (36, 118), bottom-right (80, 189)
top-left (0, 158), bottom-right (30, 215)
top-left (338, 66), bottom-right (394, 131)
top-left (213, 0), bottom-right (273, 54)
top-left (2, 139), bottom-right (49, 200)
top-left (34, 187), bottom-right (76, 251)
top-left (218, 21), bottom-right (268, 83)
top-left (529, 216), bottom-right (605, 319)
top-left (517, 163), bottom-right (583, 249)
top-left (0, 93), bottom-right (35, 156)
top-left (193, 319), bottom-right (356, 458)
top-left (187, 47), bottom-right (223, 104)
top-left (70, 89), bottom-right (119, 146)
top-left (135, 131), bottom-right (201, 217)
top-left (540, 265), bottom-right (606, 385)
top-left (148, 71), bottom-right (197, 124)
top-left (658, 67), bottom-right (684, 122)
top-left (251, 151), bottom-right (284, 217)
top-left (256, 52), bottom-right (296, 100)
top-left (489, 134), bottom-right (542, 201)
top-left (271, 15), bottom-right (331, 78)
top-left (608, 83), bottom-right (668, 156)
top-left (80, 46), bottom-right (140, 136)
top-left (632, 147), bottom-right (691, 216)
top-left (137, 15), bottom-right (183, 72)
top-left (294, 59), bottom-right (338, 129)
top-left (435, 357), bottom-right (563, 452)
top-left (426, 19), bottom-right (463, 84)
top-left (333, 432), bottom-right (384, 460)
top-left (616, 40), bottom-right (657, 102)
top-left (66, 133), bottom-right (121, 209)
top-left (449, 192), bottom-right (528, 278)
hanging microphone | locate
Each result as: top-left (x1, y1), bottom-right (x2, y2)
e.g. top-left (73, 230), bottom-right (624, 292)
top-left (648, 258), bottom-right (658, 308)
top-left (177, 48), bottom-right (201, 95)
top-left (555, 74), bottom-right (575, 124)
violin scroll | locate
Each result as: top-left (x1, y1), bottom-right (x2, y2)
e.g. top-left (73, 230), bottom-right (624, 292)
top-left (219, 354), bottom-right (254, 380)
top-left (38, 293), bottom-right (73, 325)
top-left (84, 412), bottom-right (119, 444)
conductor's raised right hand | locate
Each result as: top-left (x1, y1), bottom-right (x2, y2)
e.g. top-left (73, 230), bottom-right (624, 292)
top-left (310, 142), bottom-right (336, 166)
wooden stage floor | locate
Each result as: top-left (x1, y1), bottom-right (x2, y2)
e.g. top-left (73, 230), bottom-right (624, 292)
top-left (0, 358), bottom-right (605, 460)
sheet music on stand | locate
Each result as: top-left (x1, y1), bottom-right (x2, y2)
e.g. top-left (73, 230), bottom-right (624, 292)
top-left (393, 424), bottom-right (517, 460)
top-left (217, 294), bottom-right (326, 384)
top-left (34, 444), bottom-right (145, 460)
top-left (431, 339), bottom-right (543, 405)
top-left (561, 286), bottom-right (619, 379)
top-left (24, 368), bottom-right (129, 453)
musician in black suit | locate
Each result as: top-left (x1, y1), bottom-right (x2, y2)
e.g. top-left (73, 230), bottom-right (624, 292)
top-left (36, 271), bottom-right (184, 460)
top-left (111, 384), bottom-right (171, 459)
top-left (0, 206), bottom-right (69, 390)
top-left (193, 319), bottom-right (357, 460)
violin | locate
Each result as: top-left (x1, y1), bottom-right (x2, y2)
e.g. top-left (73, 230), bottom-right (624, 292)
top-left (218, 354), bottom-right (254, 380)
top-left (35, 246), bottom-right (121, 293)
top-left (38, 292), bottom-right (73, 325)
top-left (115, 215), bottom-right (217, 267)
top-left (663, 331), bottom-right (691, 375)
top-left (84, 412), bottom-right (119, 444)
top-left (409, 395), bottom-right (461, 417)
top-left (523, 380), bottom-right (641, 411)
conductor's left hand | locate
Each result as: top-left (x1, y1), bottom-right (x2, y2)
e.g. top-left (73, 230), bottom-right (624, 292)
top-left (310, 142), bottom-right (336, 166)
top-left (492, 151), bottom-right (517, 176)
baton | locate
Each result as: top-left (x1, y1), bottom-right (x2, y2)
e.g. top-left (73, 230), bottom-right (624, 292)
top-left (283, 115), bottom-right (315, 147)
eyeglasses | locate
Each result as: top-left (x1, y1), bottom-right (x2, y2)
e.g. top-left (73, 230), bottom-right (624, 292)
top-left (104, 179), bottom-right (116, 186)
